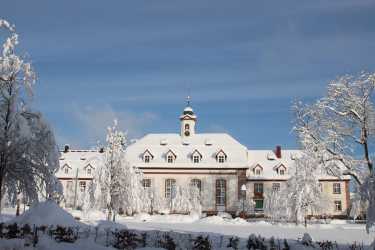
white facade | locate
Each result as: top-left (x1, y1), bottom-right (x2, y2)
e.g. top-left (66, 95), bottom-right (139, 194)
top-left (56, 103), bottom-right (350, 216)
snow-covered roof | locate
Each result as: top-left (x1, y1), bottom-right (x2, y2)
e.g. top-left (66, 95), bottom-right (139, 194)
top-left (247, 150), bottom-right (350, 181)
top-left (56, 150), bottom-right (103, 178)
top-left (124, 133), bottom-right (248, 168)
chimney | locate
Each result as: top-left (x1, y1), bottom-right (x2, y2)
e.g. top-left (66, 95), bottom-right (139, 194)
top-left (64, 144), bottom-right (70, 153)
top-left (275, 145), bottom-right (282, 159)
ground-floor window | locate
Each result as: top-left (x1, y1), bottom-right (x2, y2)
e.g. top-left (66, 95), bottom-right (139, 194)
top-left (334, 200), bottom-right (342, 211)
top-left (165, 179), bottom-right (176, 199)
top-left (191, 179), bottom-right (202, 193)
top-left (142, 178), bottom-right (151, 189)
top-left (79, 181), bottom-right (86, 192)
top-left (216, 179), bottom-right (226, 207)
top-left (254, 199), bottom-right (264, 211)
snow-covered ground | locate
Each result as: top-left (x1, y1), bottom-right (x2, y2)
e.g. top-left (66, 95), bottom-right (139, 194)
top-left (1, 204), bottom-right (374, 249)
top-left (63, 209), bottom-right (375, 245)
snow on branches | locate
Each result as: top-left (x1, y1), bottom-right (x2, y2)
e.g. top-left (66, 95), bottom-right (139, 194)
top-left (293, 72), bottom-right (375, 229)
top-left (0, 19), bottom-right (60, 210)
top-left (293, 72), bottom-right (375, 184)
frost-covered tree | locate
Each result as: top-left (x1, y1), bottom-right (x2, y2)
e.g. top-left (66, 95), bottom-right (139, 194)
top-left (293, 72), bottom-right (375, 229)
top-left (285, 156), bottom-right (328, 224)
top-left (264, 187), bottom-right (287, 222)
top-left (91, 120), bottom-right (147, 220)
top-left (0, 19), bottom-right (61, 212)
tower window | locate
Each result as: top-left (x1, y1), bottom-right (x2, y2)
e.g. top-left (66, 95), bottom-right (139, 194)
top-left (185, 124), bottom-right (190, 130)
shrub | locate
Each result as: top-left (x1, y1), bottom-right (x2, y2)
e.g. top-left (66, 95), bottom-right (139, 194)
top-left (51, 225), bottom-right (77, 243)
top-left (247, 234), bottom-right (267, 250)
top-left (6, 223), bottom-right (20, 239)
top-left (193, 235), bottom-right (211, 250)
top-left (113, 230), bottom-right (142, 249)
top-left (227, 236), bottom-right (239, 250)
top-left (158, 233), bottom-right (176, 250)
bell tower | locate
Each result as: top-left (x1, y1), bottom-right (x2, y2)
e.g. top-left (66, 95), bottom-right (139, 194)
top-left (180, 96), bottom-right (197, 138)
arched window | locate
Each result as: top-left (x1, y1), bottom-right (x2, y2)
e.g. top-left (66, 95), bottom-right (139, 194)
top-left (216, 179), bottom-right (226, 207)
top-left (185, 124), bottom-right (190, 130)
top-left (191, 179), bottom-right (202, 193)
top-left (165, 179), bottom-right (176, 198)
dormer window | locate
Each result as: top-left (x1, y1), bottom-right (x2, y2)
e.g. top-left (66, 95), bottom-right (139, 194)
top-left (167, 155), bottom-right (174, 163)
top-left (253, 164), bottom-right (263, 176)
top-left (165, 150), bottom-right (177, 163)
top-left (64, 168), bottom-right (69, 174)
top-left (218, 155), bottom-right (225, 163)
top-left (191, 149), bottom-right (202, 164)
top-left (142, 149), bottom-right (154, 163)
top-left (144, 155), bottom-right (151, 163)
top-left (273, 164), bottom-right (287, 175)
top-left (61, 164), bottom-right (71, 174)
top-left (216, 150), bottom-right (227, 163)
top-left (87, 168), bottom-right (92, 175)
top-left (84, 164), bottom-right (95, 176)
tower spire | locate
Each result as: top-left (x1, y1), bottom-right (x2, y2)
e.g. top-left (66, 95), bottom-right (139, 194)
top-left (186, 95), bottom-right (191, 107)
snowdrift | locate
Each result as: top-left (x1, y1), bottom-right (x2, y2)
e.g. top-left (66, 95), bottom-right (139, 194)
top-left (10, 200), bottom-right (84, 227)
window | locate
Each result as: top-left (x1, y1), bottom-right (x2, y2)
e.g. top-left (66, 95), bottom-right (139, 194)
top-left (142, 179), bottom-right (151, 188)
top-left (165, 179), bottom-right (176, 199)
top-left (167, 155), bottom-right (174, 163)
top-left (254, 199), bottom-right (264, 211)
top-left (279, 169), bottom-right (285, 175)
top-left (218, 155), bottom-right (225, 163)
top-left (333, 183), bottom-right (341, 194)
top-left (64, 168), bottom-right (69, 174)
top-left (319, 183), bottom-right (323, 192)
top-left (254, 183), bottom-right (263, 194)
top-left (272, 183), bottom-right (280, 191)
top-left (255, 169), bottom-right (261, 175)
top-left (144, 155), bottom-right (150, 163)
top-left (334, 200), bottom-right (342, 211)
top-left (79, 181), bottom-right (86, 192)
top-left (191, 179), bottom-right (202, 193)
top-left (193, 155), bottom-right (200, 163)
top-left (185, 124), bottom-right (190, 130)
top-left (87, 168), bottom-right (92, 175)
top-left (66, 181), bottom-right (73, 191)
top-left (216, 179), bottom-right (226, 206)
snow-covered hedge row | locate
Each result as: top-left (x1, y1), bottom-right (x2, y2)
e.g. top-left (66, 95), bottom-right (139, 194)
top-left (0, 222), bottom-right (368, 250)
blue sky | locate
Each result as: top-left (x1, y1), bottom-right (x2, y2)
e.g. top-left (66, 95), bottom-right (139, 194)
top-left (2, 0), bottom-right (375, 149)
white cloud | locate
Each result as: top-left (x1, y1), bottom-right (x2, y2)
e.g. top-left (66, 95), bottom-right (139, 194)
top-left (68, 104), bottom-right (158, 147)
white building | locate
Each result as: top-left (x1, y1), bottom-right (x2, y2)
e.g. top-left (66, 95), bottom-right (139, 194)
top-left (56, 102), bottom-right (350, 216)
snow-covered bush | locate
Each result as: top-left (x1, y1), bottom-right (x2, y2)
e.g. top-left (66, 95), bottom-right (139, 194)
top-left (301, 233), bottom-right (313, 246)
top-left (193, 235), bottom-right (211, 250)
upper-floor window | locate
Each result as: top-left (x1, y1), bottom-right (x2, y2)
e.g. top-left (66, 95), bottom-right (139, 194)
top-left (142, 150), bottom-right (154, 163)
top-left (333, 183), bottom-right (341, 194)
top-left (166, 150), bottom-right (176, 163)
top-left (254, 183), bottom-right (264, 194)
top-left (255, 169), bottom-right (261, 175)
top-left (334, 200), bottom-right (342, 211)
top-left (144, 155), bottom-right (151, 163)
top-left (279, 169), bottom-right (285, 175)
top-left (272, 183), bottom-right (280, 191)
top-left (191, 179), bottom-right (202, 193)
top-left (185, 124), bottom-right (190, 130)
top-left (167, 155), bottom-right (174, 163)
top-left (142, 179), bottom-right (151, 189)
top-left (64, 168), bottom-right (69, 174)
top-left (165, 179), bottom-right (176, 199)
top-left (87, 168), bottom-right (92, 175)
top-left (253, 165), bottom-right (263, 176)
top-left (216, 150), bottom-right (227, 163)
